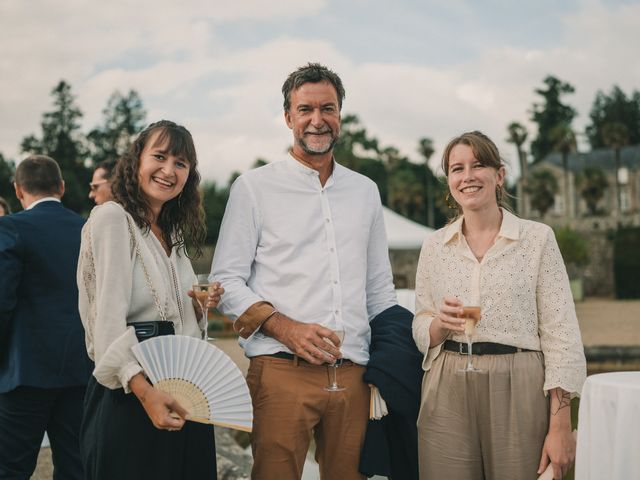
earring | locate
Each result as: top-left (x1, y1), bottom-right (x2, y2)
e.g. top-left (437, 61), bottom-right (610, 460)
top-left (445, 192), bottom-right (458, 210)
top-left (496, 186), bottom-right (503, 203)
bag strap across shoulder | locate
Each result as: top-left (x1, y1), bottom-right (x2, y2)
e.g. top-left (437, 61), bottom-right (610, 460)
top-left (124, 214), bottom-right (168, 322)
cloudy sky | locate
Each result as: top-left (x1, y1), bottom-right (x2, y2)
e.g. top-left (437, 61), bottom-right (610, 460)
top-left (1, 0), bottom-right (639, 183)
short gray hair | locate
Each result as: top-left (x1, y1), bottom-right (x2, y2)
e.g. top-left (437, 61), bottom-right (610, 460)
top-left (282, 63), bottom-right (345, 112)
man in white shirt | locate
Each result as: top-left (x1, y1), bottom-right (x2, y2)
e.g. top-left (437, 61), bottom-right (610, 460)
top-left (212, 63), bottom-right (397, 479)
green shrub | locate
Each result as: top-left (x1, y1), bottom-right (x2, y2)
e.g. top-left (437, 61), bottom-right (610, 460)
top-left (613, 227), bottom-right (640, 299)
top-left (555, 227), bottom-right (589, 267)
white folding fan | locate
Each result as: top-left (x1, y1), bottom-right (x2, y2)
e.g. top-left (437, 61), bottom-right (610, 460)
top-left (131, 335), bottom-right (253, 432)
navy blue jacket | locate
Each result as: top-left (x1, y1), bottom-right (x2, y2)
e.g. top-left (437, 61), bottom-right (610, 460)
top-left (0, 200), bottom-right (93, 393)
top-left (359, 304), bottom-right (423, 479)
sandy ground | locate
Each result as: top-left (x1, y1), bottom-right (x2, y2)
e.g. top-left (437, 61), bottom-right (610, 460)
top-left (31, 298), bottom-right (640, 478)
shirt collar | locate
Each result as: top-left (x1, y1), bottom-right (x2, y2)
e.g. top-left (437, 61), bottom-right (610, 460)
top-left (442, 215), bottom-right (464, 245)
top-left (498, 209), bottom-right (520, 241)
top-left (443, 208), bottom-right (520, 245)
top-left (27, 197), bottom-right (61, 210)
top-left (286, 151), bottom-right (342, 186)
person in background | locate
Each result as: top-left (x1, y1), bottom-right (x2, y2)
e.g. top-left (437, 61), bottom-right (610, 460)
top-left (0, 155), bottom-right (93, 479)
top-left (212, 63), bottom-right (397, 479)
top-left (88, 159), bottom-right (116, 205)
top-left (412, 131), bottom-right (586, 480)
top-left (77, 121), bottom-right (222, 480)
top-left (0, 197), bottom-right (10, 216)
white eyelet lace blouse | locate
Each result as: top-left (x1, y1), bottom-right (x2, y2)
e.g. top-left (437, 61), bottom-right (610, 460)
top-left (411, 209), bottom-right (586, 396)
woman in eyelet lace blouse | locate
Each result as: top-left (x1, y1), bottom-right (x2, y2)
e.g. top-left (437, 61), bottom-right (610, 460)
top-left (77, 120), bottom-right (223, 480)
top-left (412, 131), bottom-right (586, 480)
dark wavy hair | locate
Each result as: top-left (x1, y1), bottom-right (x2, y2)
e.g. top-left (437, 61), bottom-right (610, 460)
top-left (111, 120), bottom-right (206, 258)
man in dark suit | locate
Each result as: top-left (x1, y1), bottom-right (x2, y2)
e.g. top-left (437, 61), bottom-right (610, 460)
top-left (0, 155), bottom-right (93, 480)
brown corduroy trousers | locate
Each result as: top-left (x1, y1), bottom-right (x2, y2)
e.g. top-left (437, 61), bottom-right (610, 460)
top-left (418, 350), bottom-right (549, 480)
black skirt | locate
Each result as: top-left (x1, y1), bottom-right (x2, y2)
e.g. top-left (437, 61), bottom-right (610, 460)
top-left (81, 376), bottom-right (217, 480)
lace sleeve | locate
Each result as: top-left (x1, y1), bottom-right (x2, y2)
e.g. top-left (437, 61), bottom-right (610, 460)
top-left (536, 227), bottom-right (587, 397)
top-left (413, 235), bottom-right (442, 371)
top-left (80, 203), bottom-right (142, 391)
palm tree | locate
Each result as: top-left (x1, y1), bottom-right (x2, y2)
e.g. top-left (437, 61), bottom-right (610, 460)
top-left (602, 121), bottom-right (629, 215)
top-left (550, 124), bottom-right (577, 218)
top-left (578, 168), bottom-right (608, 216)
top-left (526, 169), bottom-right (558, 219)
top-left (417, 137), bottom-right (436, 227)
top-left (506, 122), bottom-right (529, 216)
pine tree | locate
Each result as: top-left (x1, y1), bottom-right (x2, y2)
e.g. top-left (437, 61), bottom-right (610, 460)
top-left (20, 80), bottom-right (91, 214)
top-left (530, 76), bottom-right (577, 163)
top-left (87, 90), bottom-right (146, 165)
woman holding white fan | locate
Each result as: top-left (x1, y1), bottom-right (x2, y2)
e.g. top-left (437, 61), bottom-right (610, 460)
top-left (77, 120), bottom-right (223, 479)
top-left (412, 131), bottom-right (586, 480)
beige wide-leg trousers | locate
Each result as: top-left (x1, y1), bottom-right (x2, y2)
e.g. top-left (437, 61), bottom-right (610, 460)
top-left (418, 350), bottom-right (549, 480)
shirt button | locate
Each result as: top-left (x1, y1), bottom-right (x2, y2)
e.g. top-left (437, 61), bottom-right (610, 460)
top-left (330, 247), bottom-right (335, 252)
top-left (335, 310), bottom-right (340, 314)
top-left (325, 218), bottom-right (330, 223)
top-left (333, 280), bottom-right (338, 285)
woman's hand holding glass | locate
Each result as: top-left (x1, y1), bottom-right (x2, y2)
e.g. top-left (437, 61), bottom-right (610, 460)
top-left (429, 296), bottom-right (466, 345)
top-left (188, 274), bottom-right (224, 340)
top-left (188, 274), bottom-right (223, 310)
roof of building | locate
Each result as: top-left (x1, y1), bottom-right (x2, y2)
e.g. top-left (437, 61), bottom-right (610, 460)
top-left (383, 206), bottom-right (434, 250)
top-left (538, 145), bottom-right (640, 173)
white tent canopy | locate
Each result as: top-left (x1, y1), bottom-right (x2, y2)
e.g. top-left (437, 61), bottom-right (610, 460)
top-left (383, 206), bottom-right (434, 250)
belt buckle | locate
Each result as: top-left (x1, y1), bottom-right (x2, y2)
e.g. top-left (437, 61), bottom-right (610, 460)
top-left (458, 342), bottom-right (468, 355)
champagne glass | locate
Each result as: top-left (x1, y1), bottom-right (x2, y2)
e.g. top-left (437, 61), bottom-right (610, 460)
top-left (458, 306), bottom-right (482, 373)
top-left (324, 329), bottom-right (346, 392)
top-left (192, 274), bottom-right (214, 341)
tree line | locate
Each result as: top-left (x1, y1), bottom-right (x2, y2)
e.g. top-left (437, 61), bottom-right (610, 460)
top-left (1, 76), bottom-right (638, 244)
top-left (507, 75), bottom-right (640, 218)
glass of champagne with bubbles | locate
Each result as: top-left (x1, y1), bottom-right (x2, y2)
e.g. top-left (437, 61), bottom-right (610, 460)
top-left (324, 328), bottom-right (346, 392)
top-left (459, 306), bottom-right (482, 373)
top-left (193, 274), bottom-right (214, 341)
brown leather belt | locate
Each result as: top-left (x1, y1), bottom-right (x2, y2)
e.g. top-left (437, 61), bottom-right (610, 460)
top-left (266, 352), bottom-right (353, 366)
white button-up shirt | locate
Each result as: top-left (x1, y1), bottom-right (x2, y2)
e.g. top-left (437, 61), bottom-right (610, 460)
top-left (412, 209), bottom-right (586, 395)
top-left (212, 155), bottom-right (397, 365)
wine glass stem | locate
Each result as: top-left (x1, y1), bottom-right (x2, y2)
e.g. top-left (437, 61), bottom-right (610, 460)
top-left (332, 365), bottom-right (338, 388)
top-left (466, 335), bottom-right (474, 370)
top-left (202, 305), bottom-right (208, 339)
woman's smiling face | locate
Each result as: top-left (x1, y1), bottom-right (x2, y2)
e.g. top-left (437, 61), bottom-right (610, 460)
top-left (137, 129), bottom-right (191, 213)
top-left (447, 143), bottom-right (504, 213)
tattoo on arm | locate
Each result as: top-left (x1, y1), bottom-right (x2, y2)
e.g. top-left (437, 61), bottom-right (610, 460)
top-left (551, 389), bottom-right (571, 415)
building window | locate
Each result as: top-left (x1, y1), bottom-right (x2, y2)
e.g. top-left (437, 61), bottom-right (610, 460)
top-left (620, 188), bottom-right (631, 213)
top-left (553, 194), bottom-right (564, 215)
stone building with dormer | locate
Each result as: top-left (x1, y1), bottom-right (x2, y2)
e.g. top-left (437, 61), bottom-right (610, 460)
top-left (518, 145), bottom-right (640, 230)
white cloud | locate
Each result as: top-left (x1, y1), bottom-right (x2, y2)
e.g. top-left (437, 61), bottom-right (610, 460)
top-left (1, 0), bottom-right (639, 191)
